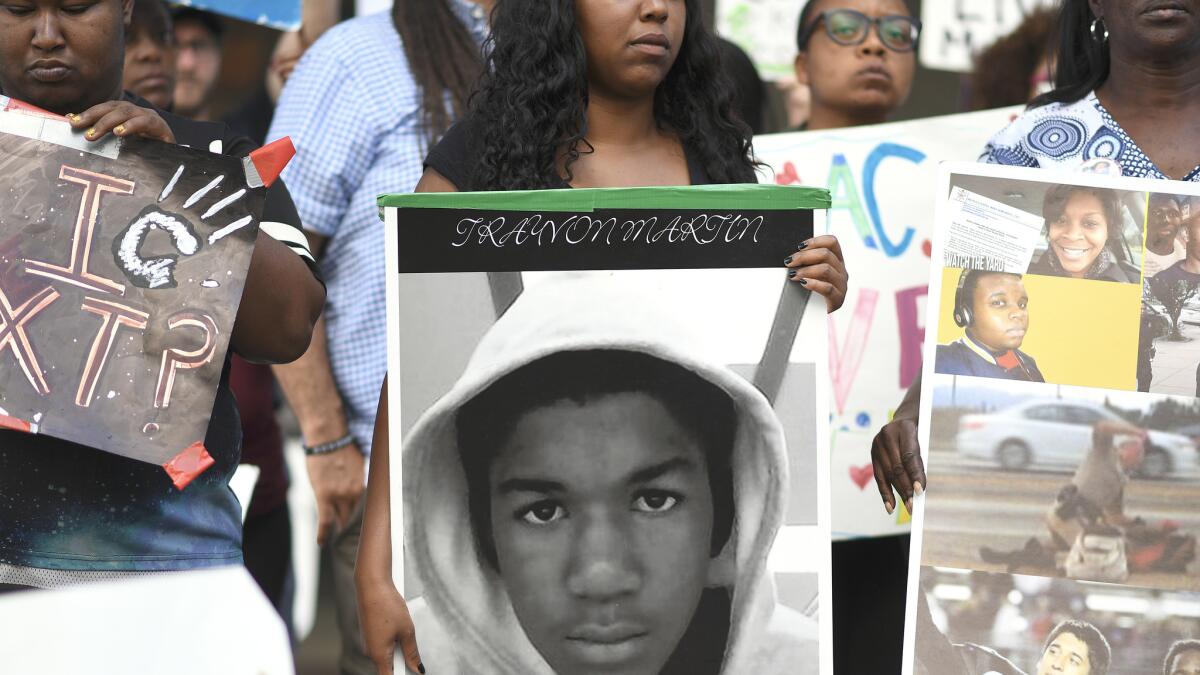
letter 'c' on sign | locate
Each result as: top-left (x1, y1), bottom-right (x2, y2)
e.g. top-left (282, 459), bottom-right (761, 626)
top-left (154, 312), bottom-right (218, 409)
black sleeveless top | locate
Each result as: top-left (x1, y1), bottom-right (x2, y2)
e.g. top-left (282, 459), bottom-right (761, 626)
top-left (424, 113), bottom-right (715, 190)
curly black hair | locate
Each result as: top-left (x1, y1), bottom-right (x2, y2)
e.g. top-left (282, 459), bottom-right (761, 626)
top-left (467, 0), bottom-right (757, 191)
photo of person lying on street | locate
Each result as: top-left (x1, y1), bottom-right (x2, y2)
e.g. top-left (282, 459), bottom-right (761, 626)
top-left (920, 377), bottom-right (1200, 591)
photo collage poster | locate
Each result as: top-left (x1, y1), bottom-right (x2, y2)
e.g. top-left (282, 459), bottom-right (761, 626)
top-left (905, 163), bottom-right (1200, 675)
top-left (383, 185), bottom-right (833, 674)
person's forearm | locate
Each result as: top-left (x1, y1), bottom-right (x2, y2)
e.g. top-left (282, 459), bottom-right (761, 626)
top-left (893, 371), bottom-right (922, 423)
top-left (233, 232), bottom-right (324, 364)
top-left (357, 378), bottom-right (393, 584)
top-left (272, 316), bottom-right (349, 444)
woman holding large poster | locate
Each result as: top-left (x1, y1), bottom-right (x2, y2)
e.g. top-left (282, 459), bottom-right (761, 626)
top-left (354, 0), bottom-right (849, 672)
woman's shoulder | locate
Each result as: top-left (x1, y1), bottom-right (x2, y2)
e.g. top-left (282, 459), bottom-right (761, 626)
top-left (424, 113), bottom-right (485, 191)
top-left (980, 92), bottom-right (1106, 167)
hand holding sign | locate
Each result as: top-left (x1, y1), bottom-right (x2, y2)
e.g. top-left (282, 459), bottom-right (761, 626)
top-left (67, 99), bottom-right (175, 144)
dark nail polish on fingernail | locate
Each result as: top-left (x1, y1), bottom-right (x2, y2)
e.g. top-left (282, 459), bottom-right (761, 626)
top-left (783, 255), bottom-right (793, 265)
top-left (419, 663), bottom-right (426, 674)
top-left (800, 278), bottom-right (808, 286)
top-left (797, 241), bottom-right (809, 250)
top-left (788, 270), bottom-right (797, 279)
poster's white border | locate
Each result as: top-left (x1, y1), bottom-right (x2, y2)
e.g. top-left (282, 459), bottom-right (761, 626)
top-left (813, 268), bottom-right (835, 675)
top-left (383, 205), bottom-right (834, 673)
top-left (384, 207), bottom-right (406, 593)
top-left (899, 161), bottom-right (1200, 675)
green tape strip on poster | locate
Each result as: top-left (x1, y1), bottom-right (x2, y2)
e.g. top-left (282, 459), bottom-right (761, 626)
top-left (378, 184), bottom-right (831, 213)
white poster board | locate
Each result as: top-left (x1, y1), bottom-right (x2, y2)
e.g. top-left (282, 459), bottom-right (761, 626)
top-left (919, 0), bottom-right (1058, 72)
top-left (0, 567), bottom-right (292, 675)
top-left (753, 107), bottom-right (1020, 539)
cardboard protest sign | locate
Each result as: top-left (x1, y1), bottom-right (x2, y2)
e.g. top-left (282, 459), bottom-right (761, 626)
top-left (0, 108), bottom-right (279, 486)
top-left (904, 163), bottom-right (1200, 674)
top-left (171, 0), bottom-right (301, 31)
top-left (753, 107), bottom-right (1020, 539)
top-left (382, 185), bottom-right (834, 674)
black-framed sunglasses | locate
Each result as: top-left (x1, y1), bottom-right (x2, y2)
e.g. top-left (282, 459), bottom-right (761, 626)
top-left (799, 9), bottom-right (922, 53)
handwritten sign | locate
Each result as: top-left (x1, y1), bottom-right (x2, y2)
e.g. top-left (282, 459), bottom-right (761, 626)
top-left (0, 112), bottom-right (263, 473)
top-left (919, 0), bottom-right (1058, 72)
top-left (388, 185), bottom-right (824, 272)
top-left (752, 107), bottom-right (1021, 538)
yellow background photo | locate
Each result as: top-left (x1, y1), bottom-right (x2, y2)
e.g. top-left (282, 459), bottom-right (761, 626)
top-left (936, 267), bottom-right (1141, 390)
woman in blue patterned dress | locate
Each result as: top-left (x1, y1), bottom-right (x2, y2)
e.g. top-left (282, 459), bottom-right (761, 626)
top-left (871, 0), bottom-right (1200, 516)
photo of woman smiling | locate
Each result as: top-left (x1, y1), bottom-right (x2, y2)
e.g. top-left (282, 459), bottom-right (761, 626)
top-left (1027, 185), bottom-right (1141, 283)
top-left (935, 269), bottom-right (1046, 382)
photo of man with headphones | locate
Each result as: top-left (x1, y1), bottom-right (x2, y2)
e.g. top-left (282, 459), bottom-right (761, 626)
top-left (935, 268), bottom-right (1045, 382)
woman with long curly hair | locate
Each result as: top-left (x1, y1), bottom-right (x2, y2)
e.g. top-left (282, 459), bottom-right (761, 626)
top-left (354, 1), bottom-right (847, 674)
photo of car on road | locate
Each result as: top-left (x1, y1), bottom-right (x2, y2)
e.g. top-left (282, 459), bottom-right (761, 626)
top-left (955, 398), bottom-right (1196, 479)
top-left (921, 374), bottom-right (1200, 591)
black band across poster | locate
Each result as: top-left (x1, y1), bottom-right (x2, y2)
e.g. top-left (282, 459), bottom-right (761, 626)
top-left (382, 185), bottom-right (826, 272)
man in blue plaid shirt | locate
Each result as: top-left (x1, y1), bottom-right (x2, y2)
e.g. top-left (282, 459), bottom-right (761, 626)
top-left (268, 2), bottom-right (489, 673)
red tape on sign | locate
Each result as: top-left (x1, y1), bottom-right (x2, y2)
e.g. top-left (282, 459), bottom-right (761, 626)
top-left (163, 441), bottom-right (215, 490)
top-left (0, 413), bottom-right (32, 433)
top-left (248, 137), bottom-right (295, 188)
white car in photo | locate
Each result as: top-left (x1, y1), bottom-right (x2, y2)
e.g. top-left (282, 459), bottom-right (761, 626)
top-left (956, 399), bottom-right (1196, 479)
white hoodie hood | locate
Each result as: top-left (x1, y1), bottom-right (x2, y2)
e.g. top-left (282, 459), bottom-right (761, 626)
top-left (404, 273), bottom-right (817, 674)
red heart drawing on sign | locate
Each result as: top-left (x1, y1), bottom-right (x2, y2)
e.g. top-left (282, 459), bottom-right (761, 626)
top-left (849, 464), bottom-right (873, 490)
top-left (775, 161), bottom-right (800, 185)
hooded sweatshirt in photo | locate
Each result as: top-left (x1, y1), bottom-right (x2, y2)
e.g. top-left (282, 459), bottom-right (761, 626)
top-left (400, 273), bottom-right (819, 674)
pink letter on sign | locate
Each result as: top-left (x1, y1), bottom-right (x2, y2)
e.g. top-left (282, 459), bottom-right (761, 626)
top-left (77, 297), bottom-right (150, 407)
top-left (895, 285), bottom-right (928, 389)
top-left (25, 166), bottom-right (135, 296)
top-left (828, 289), bottom-right (879, 414)
top-left (0, 283), bottom-right (60, 395)
top-left (155, 312), bottom-right (219, 408)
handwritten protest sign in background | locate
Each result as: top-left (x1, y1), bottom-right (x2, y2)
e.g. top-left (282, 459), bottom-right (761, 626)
top-left (0, 115), bottom-right (262, 472)
top-left (752, 107), bottom-right (1020, 538)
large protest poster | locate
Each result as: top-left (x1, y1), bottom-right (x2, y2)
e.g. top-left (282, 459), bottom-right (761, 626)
top-left (0, 107), bottom-right (270, 486)
top-left (171, 0), bottom-right (301, 30)
top-left (904, 163), bottom-right (1200, 674)
top-left (753, 107), bottom-right (1020, 539)
top-left (383, 185), bottom-right (833, 674)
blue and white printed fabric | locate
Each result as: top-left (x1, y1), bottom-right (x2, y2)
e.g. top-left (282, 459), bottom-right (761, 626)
top-left (980, 91), bottom-right (1200, 181)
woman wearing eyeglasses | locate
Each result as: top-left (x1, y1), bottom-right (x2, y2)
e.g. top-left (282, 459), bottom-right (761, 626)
top-left (792, 0), bottom-right (919, 131)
